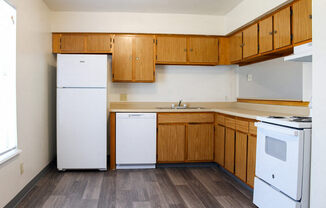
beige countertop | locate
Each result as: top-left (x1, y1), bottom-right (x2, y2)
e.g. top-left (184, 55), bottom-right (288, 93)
top-left (110, 102), bottom-right (309, 120)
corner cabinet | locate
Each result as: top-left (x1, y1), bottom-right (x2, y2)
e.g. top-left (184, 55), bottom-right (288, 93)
top-left (112, 35), bottom-right (155, 82)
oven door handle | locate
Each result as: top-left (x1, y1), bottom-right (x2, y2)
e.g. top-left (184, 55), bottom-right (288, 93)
top-left (255, 122), bottom-right (300, 137)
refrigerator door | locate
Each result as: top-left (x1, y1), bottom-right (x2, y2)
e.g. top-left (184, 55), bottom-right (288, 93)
top-left (57, 88), bottom-right (107, 170)
top-left (57, 54), bottom-right (107, 88)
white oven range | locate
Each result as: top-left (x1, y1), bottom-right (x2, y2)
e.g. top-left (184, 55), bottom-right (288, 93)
top-left (253, 116), bottom-right (312, 208)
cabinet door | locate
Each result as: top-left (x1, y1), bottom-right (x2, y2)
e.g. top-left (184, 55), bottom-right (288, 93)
top-left (215, 125), bottom-right (225, 166)
top-left (60, 34), bottom-right (86, 53)
top-left (259, 16), bottom-right (273, 53)
top-left (229, 32), bottom-right (242, 63)
top-left (188, 37), bottom-right (219, 63)
top-left (243, 24), bottom-right (258, 59)
top-left (225, 128), bottom-right (235, 173)
top-left (134, 35), bottom-right (155, 82)
top-left (112, 35), bottom-right (133, 81)
top-left (187, 124), bottom-right (214, 161)
top-left (87, 34), bottom-right (112, 53)
top-left (235, 131), bottom-right (248, 182)
top-left (293, 0), bottom-right (312, 44)
top-left (274, 7), bottom-right (291, 49)
top-left (158, 124), bottom-right (185, 162)
top-left (247, 135), bottom-right (257, 187)
top-left (156, 36), bottom-right (187, 63)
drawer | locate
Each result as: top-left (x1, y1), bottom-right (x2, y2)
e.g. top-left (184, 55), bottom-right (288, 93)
top-left (225, 117), bottom-right (236, 129)
top-left (158, 113), bottom-right (214, 124)
top-left (215, 113), bottom-right (225, 125)
top-left (249, 121), bottom-right (257, 135)
top-left (236, 119), bottom-right (249, 133)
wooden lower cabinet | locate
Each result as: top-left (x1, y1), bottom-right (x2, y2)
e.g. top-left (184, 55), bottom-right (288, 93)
top-left (235, 131), bottom-right (248, 182)
top-left (247, 135), bottom-right (257, 187)
top-left (187, 124), bottom-right (214, 161)
top-left (224, 127), bottom-right (236, 173)
top-left (157, 124), bottom-right (185, 162)
top-left (215, 124), bottom-right (225, 166)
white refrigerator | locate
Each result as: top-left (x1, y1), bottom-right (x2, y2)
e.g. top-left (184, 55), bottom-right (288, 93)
top-left (57, 54), bottom-right (107, 171)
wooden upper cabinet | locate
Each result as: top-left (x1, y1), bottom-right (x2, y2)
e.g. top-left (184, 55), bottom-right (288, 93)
top-left (60, 34), bottom-right (86, 53)
top-left (156, 36), bottom-right (187, 63)
top-left (274, 6), bottom-right (291, 49)
top-left (293, 0), bottom-right (312, 44)
top-left (188, 37), bottom-right (219, 64)
top-left (229, 32), bottom-right (243, 63)
top-left (218, 37), bottom-right (230, 65)
top-left (157, 124), bottom-right (185, 162)
top-left (112, 35), bottom-right (133, 82)
top-left (134, 35), bottom-right (155, 82)
top-left (259, 16), bottom-right (273, 53)
top-left (87, 34), bottom-right (113, 53)
top-left (112, 35), bottom-right (155, 82)
top-left (243, 24), bottom-right (258, 59)
top-left (187, 124), bottom-right (214, 161)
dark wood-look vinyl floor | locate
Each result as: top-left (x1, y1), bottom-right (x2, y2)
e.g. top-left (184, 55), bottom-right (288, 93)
top-left (16, 166), bottom-right (256, 208)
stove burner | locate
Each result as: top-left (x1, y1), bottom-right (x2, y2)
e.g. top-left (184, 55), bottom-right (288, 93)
top-left (291, 118), bottom-right (312, 122)
top-left (268, 116), bottom-right (286, 119)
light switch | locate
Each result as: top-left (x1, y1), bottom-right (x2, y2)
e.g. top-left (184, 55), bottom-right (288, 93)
top-left (247, 74), bottom-right (253, 82)
top-left (120, 94), bottom-right (127, 101)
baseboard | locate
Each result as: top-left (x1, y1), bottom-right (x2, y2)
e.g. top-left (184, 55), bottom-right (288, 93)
top-left (157, 162), bottom-right (217, 168)
top-left (217, 165), bottom-right (253, 192)
top-left (4, 161), bottom-right (54, 208)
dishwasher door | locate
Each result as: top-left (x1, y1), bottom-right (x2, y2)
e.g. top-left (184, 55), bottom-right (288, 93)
top-left (116, 113), bottom-right (157, 169)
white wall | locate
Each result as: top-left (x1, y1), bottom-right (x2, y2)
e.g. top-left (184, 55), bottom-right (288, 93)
top-left (50, 11), bottom-right (226, 35)
top-left (310, 0), bottom-right (326, 207)
top-left (237, 57), bottom-right (311, 101)
top-left (108, 57), bottom-right (237, 102)
top-left (225, 0), bottom-right (290, 34)
top-left (0, 0), bottom-right (56, 207)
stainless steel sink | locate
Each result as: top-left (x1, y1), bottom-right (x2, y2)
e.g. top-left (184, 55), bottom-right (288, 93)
top-left (156, 106), bottom-right (206, 110)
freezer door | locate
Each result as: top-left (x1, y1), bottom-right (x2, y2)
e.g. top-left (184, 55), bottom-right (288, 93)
top-left (57, 54), bottom-right (107, 88)
top-left (57, 88), bottom-right (107, 170)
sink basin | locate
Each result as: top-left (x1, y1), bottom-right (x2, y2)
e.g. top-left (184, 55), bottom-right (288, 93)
top-left (156, 106), bottom-right (206, 110)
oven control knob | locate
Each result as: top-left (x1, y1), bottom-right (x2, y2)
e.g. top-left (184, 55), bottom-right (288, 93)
top-left (272, 174), bottom-right (275, 179)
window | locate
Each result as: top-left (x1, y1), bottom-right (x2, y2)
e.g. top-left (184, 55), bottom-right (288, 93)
top-left (0, 0), bottom-right (17, 158)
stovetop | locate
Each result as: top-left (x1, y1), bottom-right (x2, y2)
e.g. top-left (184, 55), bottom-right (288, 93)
top-left (257, 116), bottom-right (312, 129)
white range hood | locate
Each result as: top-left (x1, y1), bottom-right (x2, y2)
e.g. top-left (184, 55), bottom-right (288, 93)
top-left (284, 42), bottom-right (312, 62)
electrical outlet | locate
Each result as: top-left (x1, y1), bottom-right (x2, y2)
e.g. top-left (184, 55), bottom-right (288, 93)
top-left (120, 94), bottom-right (127, 101)
top-left (247, 74), bottom-right (253, 82)
top-left (20, 163), bottom-right (24, 175)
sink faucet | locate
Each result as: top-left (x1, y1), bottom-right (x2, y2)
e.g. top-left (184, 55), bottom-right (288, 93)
top-left (178, 99), bottom-right (183, 107)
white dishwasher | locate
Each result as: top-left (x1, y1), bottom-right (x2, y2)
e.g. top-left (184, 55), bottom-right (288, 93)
top-left (116, 113), bottom-right (157, 169)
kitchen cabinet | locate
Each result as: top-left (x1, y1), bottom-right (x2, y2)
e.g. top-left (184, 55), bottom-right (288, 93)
top-left (112, 35), bottom-right (155, 82)
top-left (293, 0), bottom-right (312, 44)
top-left (225, 127), bottom-right (236, 173)
top-left (188, 37), bottom-right (219, 64)
top-left (235, 131), bottom-right (248, 182)
top-left (229, 32), bottom-right (243, 63)
top-left (87, 34), bottom-right (113, 53)
top-left (215, 124), bottom-right (225, 166)
top-left (60, 33), bottom-right (86, 53)
top-left (259, 16), bottom-right (273, 53)
top-left (243, 24), bottom-right (258, 59)
top-left (156, 36), bottom-right (187, 64)
top-left (157, 124), bottom-right (185, 162)
top-left (247, 122), bottom-right (257, 188)
top-left (187, 124), bottom-right (214, 161)
top-left (273, 6), bottom-right (292, 49)
top-left (157, 113), bottom-right (214, 163)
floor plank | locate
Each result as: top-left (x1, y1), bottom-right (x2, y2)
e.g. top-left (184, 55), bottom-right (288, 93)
top-left (16, 165), bottom-right (255, 208)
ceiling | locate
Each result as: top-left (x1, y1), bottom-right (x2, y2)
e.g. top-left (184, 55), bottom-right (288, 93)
top-left (43, 0), bottom-right (244, 15)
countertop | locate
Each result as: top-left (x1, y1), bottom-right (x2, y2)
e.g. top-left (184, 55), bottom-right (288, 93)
top-left (109, 102), bottom-right (309, 120)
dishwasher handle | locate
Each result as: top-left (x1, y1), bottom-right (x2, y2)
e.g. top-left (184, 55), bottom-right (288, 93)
top-left (116, 113), bottom-right (156, 119)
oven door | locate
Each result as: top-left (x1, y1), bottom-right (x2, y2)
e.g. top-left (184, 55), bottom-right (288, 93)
top-left (255, 122), bottom-right (304, 201)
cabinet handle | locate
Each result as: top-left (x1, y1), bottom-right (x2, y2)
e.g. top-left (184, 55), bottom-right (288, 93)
top-left (274, 30), bottom-right (278, 34)
top-left (136, 57), bottom-right (140, 60)
top-left (240, 43), bottom-right (245, 48)
top-left (269, 32), bottom-right (273, 35)
top-left (184, 49), bottom-right (187, 52)
top-left (190, 48), bottom-right (193, 52)
top-left (309, 14), bottom-right (312, 19)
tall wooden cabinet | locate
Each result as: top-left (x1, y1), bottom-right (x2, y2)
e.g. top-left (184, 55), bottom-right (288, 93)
top-left (112, 35), bottom-right (155, 82)
top-left (293, 0), bottom-right (312, 44)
